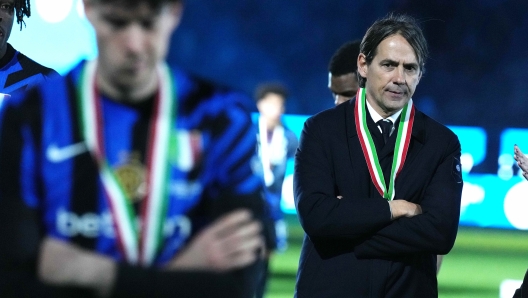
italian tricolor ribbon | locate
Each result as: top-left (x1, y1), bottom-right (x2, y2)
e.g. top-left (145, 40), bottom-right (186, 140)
top-left (77, 60), bottom-right (176, 265)
top-left (354, 88), bottom-right (414, 200)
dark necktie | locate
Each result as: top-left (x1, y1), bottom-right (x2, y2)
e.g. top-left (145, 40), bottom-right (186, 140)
top-left (378, 119), bottom-right (393, 144)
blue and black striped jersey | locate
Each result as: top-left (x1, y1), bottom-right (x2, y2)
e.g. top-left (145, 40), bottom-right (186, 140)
top-left (0, 43), bottom-right (58, 96)
top-left (0, 60), bottom-right (265, 297)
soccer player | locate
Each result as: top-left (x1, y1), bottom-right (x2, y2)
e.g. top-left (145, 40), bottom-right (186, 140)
top-left (0, 0), bottom-right (57, 99)
top-left (253, 82), bottom-right (298, 297)
top-left (0, 0), bottom-right (266, 297)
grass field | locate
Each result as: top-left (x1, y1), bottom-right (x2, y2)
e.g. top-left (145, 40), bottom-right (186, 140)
top-left (265, 214), bottom-right (528, 298)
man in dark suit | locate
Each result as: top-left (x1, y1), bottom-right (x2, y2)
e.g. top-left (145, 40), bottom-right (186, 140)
top-left (294, 13), bottom-right (463, 297)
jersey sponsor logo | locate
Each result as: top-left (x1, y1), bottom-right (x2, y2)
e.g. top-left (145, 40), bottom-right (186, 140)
top-left (46, 142), bottom-right (87, 163)
top-left (56, 209), bottom-right (192, 240)
top-left (57, 209), bottom-right (115, 238)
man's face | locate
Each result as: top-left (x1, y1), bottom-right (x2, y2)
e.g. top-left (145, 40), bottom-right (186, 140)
top-left (328, 72), bottom-right (359, 105)
top-left (257, 93), bottom-right (285, 124)
top-left (84, 0), bottom-right (182, 96)
top-left (0, 0), bottom-right (15, 56)
top-left (357, 34), bottom-right (422, 118)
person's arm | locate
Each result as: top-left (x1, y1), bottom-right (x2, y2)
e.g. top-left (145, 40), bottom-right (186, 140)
top-left (179, 88), bottom-right (268, 295)
top-left (37, 209), bottom-right (264, 298)
top-left (165, 209), bottom-right (263, 271)
top-left (0, 93), bottom-right (50, 297)
top-left (388, 199), bottom-right (423, 219)
top-left (514, 145), bottom-right (528, 180)
top-left (354, 135), bottom-right (463, 258)
top-left (294, 115), bottom-right (393, 241)
top-left (0, 92), bottom-right (102, 298)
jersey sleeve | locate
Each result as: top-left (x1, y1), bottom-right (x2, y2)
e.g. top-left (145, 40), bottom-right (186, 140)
top-left (0, 91), bottom-right (51, 297)
top-left (195, 90), bottom-right (267, 219)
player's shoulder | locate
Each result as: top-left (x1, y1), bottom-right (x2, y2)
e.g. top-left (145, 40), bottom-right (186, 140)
top-left (416, 109), bottom-right (459, 145)
top-left (304, 97), bottom-right (350, 129)
top-left (15, 50), bottom-right (59, 78)
top-left (172, 66), bottom-right (252, 115)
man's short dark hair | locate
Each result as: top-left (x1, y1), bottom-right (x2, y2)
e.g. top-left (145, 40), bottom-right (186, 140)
top-left (87, 0), bottom-right (181, 10)
top-left (358, 13), bottom-right (428, 87)
top-left (328, 40), bottom-right (361, 76)
top-left (254, 82), bottom-right (289, 103)
top-left (14, 0), bottom-right (31, 31)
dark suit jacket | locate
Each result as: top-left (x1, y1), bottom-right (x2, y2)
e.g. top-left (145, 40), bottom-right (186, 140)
top-left (514, 269), bottom-right (528, 298)
top-left (294, 99), bottom-right (463, 298)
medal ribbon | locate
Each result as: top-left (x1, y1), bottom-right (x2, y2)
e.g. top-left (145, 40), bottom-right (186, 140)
top-left (78, 60), bottom-right (176, 265)
top-left (354, 88), bottom-right (414, 200)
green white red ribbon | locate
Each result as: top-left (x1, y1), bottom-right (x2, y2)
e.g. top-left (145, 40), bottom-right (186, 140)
top-left (354, 88), bottom-right (414, 200)
top-left (78, 60), bottom-right (176, 265)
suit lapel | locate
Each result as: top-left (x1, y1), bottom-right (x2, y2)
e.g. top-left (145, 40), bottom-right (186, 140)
top-left (346, 99), bottom-right (366, 175)
top-left (346, 98), bottom-right (358, 139)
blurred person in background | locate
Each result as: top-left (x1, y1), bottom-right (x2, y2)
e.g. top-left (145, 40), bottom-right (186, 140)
top-left (328, 40), bottom-right (361, 106)
top-left (294, 13), bottom-right (463, 297)
top-left (0, 0), bottom-right (267, 297)
top-left (253, 82), bottom-right (298, 298)
top-left (0, 0), bottom-right (57, 101)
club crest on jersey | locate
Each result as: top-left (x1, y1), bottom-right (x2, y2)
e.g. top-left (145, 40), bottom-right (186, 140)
top-left (114, 152), bottom-right (147, 203)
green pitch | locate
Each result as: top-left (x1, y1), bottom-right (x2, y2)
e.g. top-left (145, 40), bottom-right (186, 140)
top-left (266, 214), bottom-right (528, 298)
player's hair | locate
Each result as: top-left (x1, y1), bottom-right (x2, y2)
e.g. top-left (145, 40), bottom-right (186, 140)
top-left (254, 82), bottom-right (289, 103)
top-left (86, 0), bottom-right (181, 9)
top-left (328, 40), bottom-right (361, 76)
top-left (359, 13), bottom-right (428, 87)
top-left (14, 0), bottom-right (31, 31)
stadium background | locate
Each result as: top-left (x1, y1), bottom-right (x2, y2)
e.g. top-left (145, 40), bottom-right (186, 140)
top-left (9, 0), bottom-right (528, 297)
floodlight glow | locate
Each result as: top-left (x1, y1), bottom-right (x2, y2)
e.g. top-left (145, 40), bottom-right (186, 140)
top-left (35, 0), bottom-right (73, 23)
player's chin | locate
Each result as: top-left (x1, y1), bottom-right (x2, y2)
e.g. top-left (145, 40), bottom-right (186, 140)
top-left (384, 94), bottom-right (405, 103)
top-left (384, 100), bottom-right (408, 113)
top-left (118, 71), bottom-right (147, 85)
